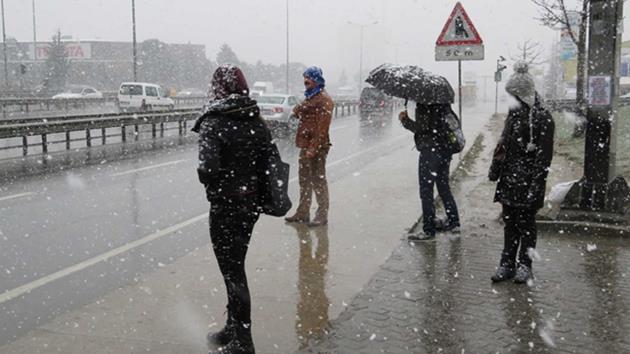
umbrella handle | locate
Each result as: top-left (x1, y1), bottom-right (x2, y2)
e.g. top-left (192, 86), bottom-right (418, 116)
top-left (404, 99), bottom-right (408, 110)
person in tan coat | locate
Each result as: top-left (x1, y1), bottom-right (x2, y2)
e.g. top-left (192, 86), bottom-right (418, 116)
top-left (285, 66), bottom-right (334, 227)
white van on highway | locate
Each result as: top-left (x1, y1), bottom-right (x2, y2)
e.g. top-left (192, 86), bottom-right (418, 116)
top-left (117, 82), bottom-right (175, 112)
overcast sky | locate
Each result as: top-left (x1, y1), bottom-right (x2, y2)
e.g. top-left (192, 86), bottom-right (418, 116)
top-left (3, 0), bottom-right (629, 87)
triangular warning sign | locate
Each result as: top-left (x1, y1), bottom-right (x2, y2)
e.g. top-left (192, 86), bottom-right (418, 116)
top-left (436, 2), bottom-right (483, 46)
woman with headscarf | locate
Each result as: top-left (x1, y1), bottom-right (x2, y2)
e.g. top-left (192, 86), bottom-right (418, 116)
top-left (489, 61), bottom-right (555, 284)
top-left (192, 64), bottom-right (270, 354)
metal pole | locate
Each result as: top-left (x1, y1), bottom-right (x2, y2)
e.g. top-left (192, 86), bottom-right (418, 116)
top-left (1, 0), bottom-right (8, 89)
top-left (458, 60), bottom-right (462, 126)
top-left (32, 0), bottom-right (37, 48)
top-left (285, 0), bottom-right (289, 94)
top-left (494, 80), bottom-right (499, 116)
top-left (358, 25), bottom-right (364, 94)
top-left (131, 0), bottom-right (138, 81)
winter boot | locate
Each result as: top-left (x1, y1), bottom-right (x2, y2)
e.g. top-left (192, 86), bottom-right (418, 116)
top-left (491, 265), bottom-right (516, 283)
top-left (284, 213), bottom-right (310, 223)
top-left (209, 326), bottom-right (255, 354)
top-left (207, 325), bottom-right (235, 346)
top-left (513, 264), bottom-right (533, 284)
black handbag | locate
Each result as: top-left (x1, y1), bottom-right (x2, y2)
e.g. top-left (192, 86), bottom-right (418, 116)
top-left (257, 142), bottom-right (292, 216)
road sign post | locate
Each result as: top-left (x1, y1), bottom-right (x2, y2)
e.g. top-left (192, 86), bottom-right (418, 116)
top-left (435, 2), bottom-right (485, 127)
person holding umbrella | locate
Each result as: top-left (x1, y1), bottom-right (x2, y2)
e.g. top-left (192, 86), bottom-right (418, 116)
top-left (366, 64), bottom-right (461, 241)
top-left (399, 105), bottom-right (461, 240)
top-left (489, 61), bottom-right (554, 284)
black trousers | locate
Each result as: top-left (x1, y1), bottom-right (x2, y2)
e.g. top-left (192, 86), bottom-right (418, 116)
top-left (500, 204), bottom-right (537, 268)
top-left (209, 199), bottom-right (259, 329)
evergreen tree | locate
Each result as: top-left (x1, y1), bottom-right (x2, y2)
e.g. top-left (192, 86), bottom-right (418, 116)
top-left (216, 43), bottom-right (240, 65)
top-left (42, 31), bottom-right (70, 94)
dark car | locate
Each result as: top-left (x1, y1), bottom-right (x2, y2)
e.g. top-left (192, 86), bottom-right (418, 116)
top-left (359, 87), bottom-right (393, 120)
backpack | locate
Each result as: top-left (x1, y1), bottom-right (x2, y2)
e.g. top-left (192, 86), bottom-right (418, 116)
top-left (444, 108), bottom-right (465, 154)
top-left (257, 142), bottom-right (292, 216)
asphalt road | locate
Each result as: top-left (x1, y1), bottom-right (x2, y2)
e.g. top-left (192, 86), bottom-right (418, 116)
top-left (0, 112), bottom-right (405, 346)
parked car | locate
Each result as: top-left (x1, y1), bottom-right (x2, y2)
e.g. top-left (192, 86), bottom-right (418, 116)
top-left (117, 82), bottom-right (175, 112)
top-left (52, 85), bottom-right (103, 99)
top-left (257, 94), bottom-right (300, 134)
top-left (359, 87), bottom-right (393, 120)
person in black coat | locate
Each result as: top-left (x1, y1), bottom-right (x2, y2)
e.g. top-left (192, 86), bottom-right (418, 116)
top-left (399, 103), bottom-right (460, 241)
top-left (489, 61), bottom-right (554, 284)
top-left (193, 65), bottom-right (271, 354)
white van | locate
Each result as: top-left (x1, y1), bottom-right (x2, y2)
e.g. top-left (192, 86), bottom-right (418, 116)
top-left (117, 82), bottom-right (175, 112)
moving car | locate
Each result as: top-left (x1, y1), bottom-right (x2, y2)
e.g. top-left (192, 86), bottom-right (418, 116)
top-left (257, 94), bottom-right (300, 134)
top-left (117, 82), bottom-right (175, 112)
top-left (251, 81), bottom-right (274, 98)
top-left (175, 88), bottom-right (206, 97)
top-left (359, 87), bottom-right (393, 120)
top-left (52, 85), bottom-right (103, 99)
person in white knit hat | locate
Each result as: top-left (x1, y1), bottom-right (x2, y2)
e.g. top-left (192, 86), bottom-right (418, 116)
top-left (488, 61), bottom-right (555, 284)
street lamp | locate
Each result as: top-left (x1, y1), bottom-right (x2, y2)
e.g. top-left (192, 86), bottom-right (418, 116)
top-left (348, 20), bottom-right (378, 94)
top-left (1, 0), bottom-right (8, 89)
top-left (285, 0), bottom-right (289, 94)
top-left (131, 0), bottom-right (138, 81)
top-left (494, 56), bottom-right (507, 116)
top-left (32, 0), bottom-right (37, 49)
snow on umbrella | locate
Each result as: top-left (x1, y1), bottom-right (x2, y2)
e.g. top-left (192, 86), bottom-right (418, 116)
top-left (365, 63), bottom-right (454, 105)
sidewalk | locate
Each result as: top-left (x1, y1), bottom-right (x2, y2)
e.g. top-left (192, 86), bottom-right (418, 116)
top-left (299, 116), bottom-right (630, 353)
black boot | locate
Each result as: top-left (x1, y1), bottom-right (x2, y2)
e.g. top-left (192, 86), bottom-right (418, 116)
top-left (514, 264), bottom-right (533, 284)
top-left (207, 316), bottom-right (236, 346)
top-left (491, 265), bottom-right (515, 283)
top-left (207, 324), bottom-right (235, 346)
top-left (208, 326), bottom-right (255, 354)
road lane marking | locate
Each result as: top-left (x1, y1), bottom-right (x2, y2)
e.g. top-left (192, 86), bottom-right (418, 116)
top-left (111, 159), bottom-right (189, 177)
top-left (0, 213), bottom-right (207, 305)
top-left (0, 192), bottom-right (35, 202)
top-left (0, 133), bottom-right (410, 304)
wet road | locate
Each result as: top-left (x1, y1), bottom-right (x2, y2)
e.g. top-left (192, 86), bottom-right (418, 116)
top-left (0, 112), bottom-right (412, 346)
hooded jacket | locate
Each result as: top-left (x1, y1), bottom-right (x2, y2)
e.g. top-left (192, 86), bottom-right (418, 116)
top-left (192, 95), bottom-right (271, 204)
top-left (490, 94), bottom-right (554, 210)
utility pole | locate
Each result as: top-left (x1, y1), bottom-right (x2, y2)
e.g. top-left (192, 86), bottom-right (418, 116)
top-left (285, 0), bottom-right (289, 94)
top-left (131, 0), bottom-right (138, 81)
top-left (562, 0), bottom-right (630, 215)
top-left (1, 0), bottom-right (8, 89)
top-left (32, 0), bottom-right (37, 48)
top-left (348, 21), bottom-right (378, 95)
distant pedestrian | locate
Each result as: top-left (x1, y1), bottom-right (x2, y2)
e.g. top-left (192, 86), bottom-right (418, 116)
top-left (399, 103), bottom-right (461, 241)
top-left (489, 61), bottom-right (554, 284)
top-left (284, 66), bottom-right (334, 227)
top-left (192, 64), bottom-right (270, 354)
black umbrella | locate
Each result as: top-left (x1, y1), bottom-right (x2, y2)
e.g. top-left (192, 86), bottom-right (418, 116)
top-left (365, 63), bottom-right (454, 105)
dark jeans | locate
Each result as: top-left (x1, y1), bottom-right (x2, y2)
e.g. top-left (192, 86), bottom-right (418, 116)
top-left (500, 204), bottom-right (537, 269)
top-left (209, 199), bottom-right (260, 329)
top-left (418, 149), bottom-right (459, 234)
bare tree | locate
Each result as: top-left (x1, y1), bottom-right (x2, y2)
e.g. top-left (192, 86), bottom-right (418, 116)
top-left (512, 39), bottom-right (546, 65)
top-left (531, 0), bottom-right (588, 115)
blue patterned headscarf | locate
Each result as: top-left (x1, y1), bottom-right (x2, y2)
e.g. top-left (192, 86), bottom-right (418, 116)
top-left (303, 66), bottom-right (326, 99)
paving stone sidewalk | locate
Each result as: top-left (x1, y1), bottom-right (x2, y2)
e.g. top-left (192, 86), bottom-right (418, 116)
top-left (299, 118), bottom-right (630, 354)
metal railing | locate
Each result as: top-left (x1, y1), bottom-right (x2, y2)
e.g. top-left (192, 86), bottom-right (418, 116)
top-left (0, 96), bottom-right (208, 117)
top-left (0, 99), bottom-right (360, 159)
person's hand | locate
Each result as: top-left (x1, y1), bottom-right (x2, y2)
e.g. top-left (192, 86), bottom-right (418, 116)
top-left (305, 149), bottom-right (317, 159)
top-left (398, 110), bottom-right (409, 121)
